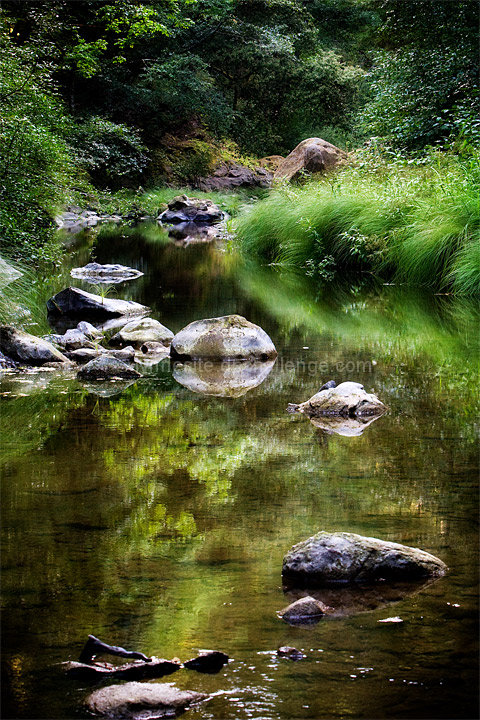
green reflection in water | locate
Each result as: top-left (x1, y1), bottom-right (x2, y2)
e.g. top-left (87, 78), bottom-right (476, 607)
top-left (1, 226), bottom-right (478, 720)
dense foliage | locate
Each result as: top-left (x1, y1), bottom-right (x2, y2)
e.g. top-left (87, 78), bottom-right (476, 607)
top-left (0, 0), bottom-right (478, 290)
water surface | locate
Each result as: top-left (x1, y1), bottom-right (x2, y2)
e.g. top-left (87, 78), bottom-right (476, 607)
top-left (1, 226), bottom-right (478, 719)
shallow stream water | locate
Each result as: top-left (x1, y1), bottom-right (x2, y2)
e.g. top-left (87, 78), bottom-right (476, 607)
top-left (1, 225), bottom-right (479, 719)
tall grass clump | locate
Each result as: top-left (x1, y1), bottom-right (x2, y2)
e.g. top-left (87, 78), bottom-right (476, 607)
top-left (235, 151), bottom-right (480, 295)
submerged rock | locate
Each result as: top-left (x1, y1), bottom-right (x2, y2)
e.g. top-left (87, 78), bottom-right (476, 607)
top-left (85, 681), bottom-right (207, 719)
top-left (282, 531), bottom-right (447, 587)
top-left (288, 381), bottom-right (386, 418)
top-left (109, 317), bottom-right (173, 348)
top-left (159, 195), bottom-right (224, 225)
top-left (81, 379), bottom-right (138, 398)
top-left (168, 222), bottom-right (221, 246)
top-left (0, 326), bottom-right (70, 366)
top-left (77, 355), bottom-right (141, 381)
top-left (274, 137), bottom-right (347, 182)
top-left (282, 582), bottom-right (431, 618)
top-left (183, 651), bottom-right (229, 674)
top-left (47, 287), bottom-right (149, 320)
top-left (170, 315), bottom-right (277, 361)
top-left (173, 358), bottom-right (275, 397)
top-left (279, 596), bottom-right (332, 625)
top-left (70, 262), bottom-right (143, 284)
top-left (277, 646), bottom-right (305, 661)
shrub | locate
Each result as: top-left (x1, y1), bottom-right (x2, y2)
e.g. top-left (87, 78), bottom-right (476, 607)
top-left (72, 117), bottom-right (148, 189)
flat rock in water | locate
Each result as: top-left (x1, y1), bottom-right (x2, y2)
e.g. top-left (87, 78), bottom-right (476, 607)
top-left (173, 358), bottom-right (275, 397)
top-left (183, 651), bottom-right (229, 674)
top-left (64, 658), bottom-right (180, 682)
top-left (47, 287), bottom-right (149, 320)
top-left (279, 596), bottom-right (331, 625)
top-left (77, 355), bottom-right (141, 381)
top-left (85, 681), bottom-right (208, 719)
top-left (170, 315), bottom-right (277, 361)
top-left (71, 262), bottom-right (143, 284)
top-left (282, 531), bottom-right (447, 586)
top-left (291, 381), bottom-right (386, 418)
top-left (0, 326), bottom-right (70, 366)
top-left (109, 317), bottom-right (173, 348)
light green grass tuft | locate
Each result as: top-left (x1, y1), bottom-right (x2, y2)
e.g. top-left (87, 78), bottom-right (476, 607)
top-left (235, 152), bottom-right (480, 294)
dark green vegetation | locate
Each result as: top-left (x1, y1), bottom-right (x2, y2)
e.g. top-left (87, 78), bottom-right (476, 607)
top-left (0, 0), bottom-right (478, 276)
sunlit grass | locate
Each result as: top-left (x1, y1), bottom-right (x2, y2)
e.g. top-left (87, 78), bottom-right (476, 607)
top-left (235, 152), bottom-right (480, 294)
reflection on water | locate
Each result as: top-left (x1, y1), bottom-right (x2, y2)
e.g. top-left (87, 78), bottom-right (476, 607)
top-left (1, 226), bottom-right (478, 719)
top-left (173, 359), bottom-right (276, 397)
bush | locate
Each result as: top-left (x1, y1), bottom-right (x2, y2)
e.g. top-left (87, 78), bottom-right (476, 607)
top-left (72, 117), bottom-right (148, 189)
top-left (0, 24), bottom-right (76, 263)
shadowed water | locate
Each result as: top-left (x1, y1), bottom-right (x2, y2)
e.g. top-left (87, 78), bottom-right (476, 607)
top-left (1, 226), bottom-right (478, 719)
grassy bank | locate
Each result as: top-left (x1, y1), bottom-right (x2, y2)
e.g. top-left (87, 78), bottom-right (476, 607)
top-left (235, 152), bottom-right (480, 295)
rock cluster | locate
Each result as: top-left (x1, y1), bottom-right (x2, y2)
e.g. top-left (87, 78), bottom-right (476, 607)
top-left (159, 195), bottom-right (224, 225)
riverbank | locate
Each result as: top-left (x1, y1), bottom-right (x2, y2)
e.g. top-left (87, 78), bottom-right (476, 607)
top-left (235, 150), bottom-right (480, 295)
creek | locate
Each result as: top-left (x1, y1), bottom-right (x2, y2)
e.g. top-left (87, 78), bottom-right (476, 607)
top-left (1, 222), bottom-right (478, 719)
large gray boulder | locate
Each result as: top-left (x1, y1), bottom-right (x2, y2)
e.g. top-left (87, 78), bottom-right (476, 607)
top-left (282, 532), bottom-right (447, 587)
top-left (274, 137), bottom-right (347, 182)
top-left (109, 317), bottom-right (173, 348)
top-left (159, 195), bottom-right (224, 225)
top-left (47, 287), bottom-right (149, 320)
top-left (0, 326), bottom-right (69, 365)
top-left (170, 315), bottom-right (277, 361)
top-left (288, 381), bottom-right (386, 418)
top-left (173, 358), bottom-right (276, 397)
top-left (85, 681), bottom-right (207, 718)
top-left (77, 355), bottom-right (140, 381)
